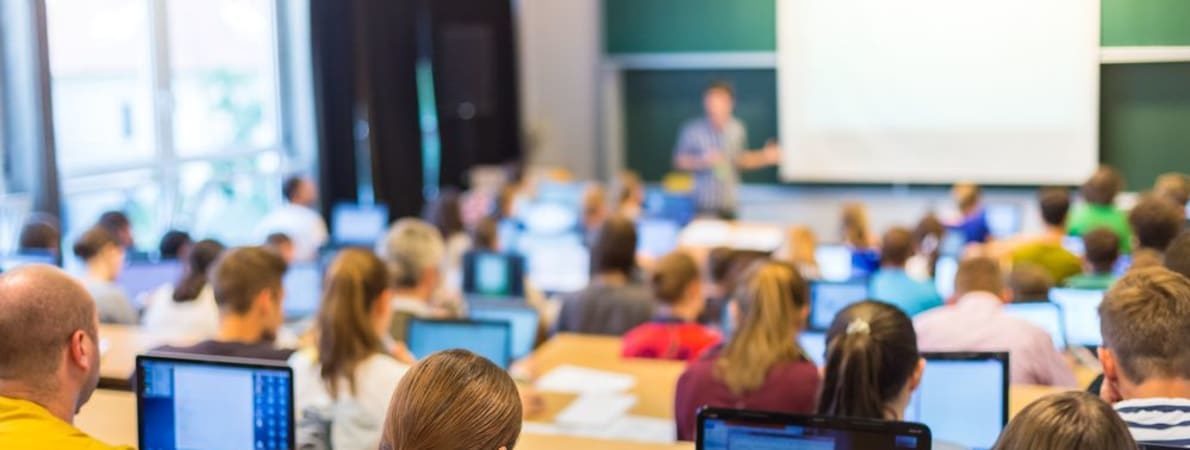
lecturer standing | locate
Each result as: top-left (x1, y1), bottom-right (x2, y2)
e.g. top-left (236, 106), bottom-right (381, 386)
top-left (673, 81), bottom-right (781, 219)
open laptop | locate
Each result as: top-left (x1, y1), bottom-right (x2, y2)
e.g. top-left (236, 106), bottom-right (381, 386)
top-left (469, 303), bottom-right (540, 359)
top-left (637, 217), bottom-right (681, 257)
top-left (1003, 302), bottom-right (1067, 350)
top-left (119, 260), bottom-right (183, 309)
top-left (462, 251), bottom-right (525, 300)
top-left (985, 203), bottom-right (1022, 239)
top-left (406, 318), bottom-right (513, 369)
top-left (521, 235), bottom-right (590, 294)
top-left (904, 352), bottom-right (1009, 450)
top-left (697, 408), bottom-right (931, 450)
top-left (331, 202), bottom-right (389, 248)
top-left (799, 331), bottom-right (827, 366)
top-left (815, 244), bottom-right (854, 282)
top-left (137, 353), bottom-right (294, 450)
top-left (809, 279), bottom-right (870, 331)
top-left (934, 256), bottom-right (959, 300)
top-left (1048, 288), bottom-right (1106, 348)
top-left (643, 188), bottom-right (697, 226)
top-left (282, 264), bottom-right (323, 320)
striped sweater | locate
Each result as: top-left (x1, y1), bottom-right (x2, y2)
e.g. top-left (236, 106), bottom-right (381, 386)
top-left (1116, 398), bottom-right (1190, 448)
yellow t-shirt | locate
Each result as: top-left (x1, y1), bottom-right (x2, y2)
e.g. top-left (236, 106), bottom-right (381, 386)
top-left (0, 396), bottom-right (131, 450)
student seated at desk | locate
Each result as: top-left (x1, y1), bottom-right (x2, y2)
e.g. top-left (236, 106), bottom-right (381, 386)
top-left (0, 265), bottom-right (130, 450)
top-left (291, 249), bottom-right (411, 450)
top-left (142, 239), bottom-right (225, 340)
top-left (1067, 166), bottom-right (1132, 253)
top-left (379, 350), bottom-right (522, 450)
top-left (157, 229), bottom-right (192, 261)
top-left (869, 227), bottom-right (942, 316)
top-left (377, 218), bottom-right (457, 342)
top-left (840, 203), bottom-right (880, 276)
top-left (73, 226), bottom-right (138, 325)
top-left (1099, 267), bottom-right (1190, 447)
top-left (264, 232), bottom-right (297, 265)
top-left (992, 392), bottom-right (1135, 450)
top-left (949, 181), bottom-right (992, 245)
top-left (17, 213), bottom-right (60, 259)
top-left (817, 301), bottom-right (924, 422)
top-left (1128, 194), bottom-right (1186, 269)
top-left (622, 252), bottom-right (721, 362)
top-left (914, 257), bottom-right (1075, 386)
top-left (1064, 228), bottom-right (1120, 290)
top-left (1008, 264), bottom-right (1053, 303)
top-left (674, 261), bottom-right (820, 441)
top-left (556, 216), bottom-right (654, 336)
top-left (151, 246), bottom-right (293, 361)
top-left (1010, 187), bottom-right (1083, 284)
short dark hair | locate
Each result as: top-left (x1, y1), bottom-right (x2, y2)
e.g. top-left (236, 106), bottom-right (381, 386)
top-left (1081, 166), bottom-right (1124, 206)
top-left (0, 266), bottom-right (98, 385)
top-left (1129, 195), bottom-right (1184, 251)
top-left (880, 227), bottom-right (914, 267)
top-left (591, 216), bottom-right (638, 277)
top-left (1165, 231), bottom-right (1190, 280)
top-left (955, 257), bottom-right (1004, 297)
top-left (158, 230), bottom-right (192, 260)
top-left (471, 217), bottom-right (499, 252)
top-left (72, 227), bottom-right (119, 261)
top-left (97, 210), bottom-right (130, 232)
top-left (1009, 264), bottom-right (1053, 302)
top-left (708, 247), bottom-right (737, 284)
top-left (1155, 173), bottom-right (1190, 206)
top-left (1100, 267), bottom-right (1190, 383)
top-left (1083, 228), bottom-right (1120, 274)
top-left (18, 215), bottom-right (60, 253)
top-left (210, 247), bottom-right (288, 315)
top-left (1038, 187), bottom-right (1071, 227)
top-left (282, 175), bottom-right (307, 202)
top-left (266, 232), bottom-right (293, 247)
top-left (651, 252), bottom-right (699, 304)
top-left (705, 80), bottom-right (735, 98)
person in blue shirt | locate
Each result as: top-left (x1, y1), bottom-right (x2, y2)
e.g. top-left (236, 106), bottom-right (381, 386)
top-left (949, 182), bottom-right (991, 244)
top-left (869, 227), bottom-right (944, 316)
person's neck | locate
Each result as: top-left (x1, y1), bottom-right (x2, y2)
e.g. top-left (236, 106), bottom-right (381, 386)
top-left (216, 316), bottom-right (267, 344)
top-left (0, 380), bottom-right (75, 424)
top-left (1123, 377), bottom-right (1190, 401)
top-left (595, 272), bottom-right (630, 286)
top-left (1041, 226), bottom-right (1066, 242)
top-left (666, 301), bottom-right (701, 323)
top-left (392, 287), bottom-right (429, 302)
top-left (86, 263), bottom-right (114, 282)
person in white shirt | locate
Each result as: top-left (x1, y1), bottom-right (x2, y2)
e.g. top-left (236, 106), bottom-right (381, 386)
top-left (141, 239), bottom-right (225, 340)
top-left (376, 218), bottom-right (456, 342)
top-left (254, 175), bottom-right (328, 263)
top-left (290, 248), bottom-right (411, 450)
top-left (72, 227), bottom-right (137, 325)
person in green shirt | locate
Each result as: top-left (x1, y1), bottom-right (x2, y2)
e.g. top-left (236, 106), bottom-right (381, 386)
top-left (1065, 228), bottom-right (1119, 290)
top-left (1067, 166), bottom-right (1132, 253)
top-left (1011, 187), bottom-right (1083, 284)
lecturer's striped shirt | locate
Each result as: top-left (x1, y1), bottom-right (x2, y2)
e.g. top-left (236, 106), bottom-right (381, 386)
top-left (1116, 398), bottom-right (1190, 448)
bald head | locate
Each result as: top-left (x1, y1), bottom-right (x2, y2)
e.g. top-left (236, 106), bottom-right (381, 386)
top-left (0, 265), bottom-right (98, 383)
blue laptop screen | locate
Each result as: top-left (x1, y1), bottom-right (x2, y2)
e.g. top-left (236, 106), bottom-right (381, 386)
top-left (119, 261), bottom-right (183, 307)
top-left (283, 265), bottom-right (323, 320)
top-left (799, 332), bottom-right (827, 367)
top-left (1003, 302), bottom-right (1067, 349)
top-left (406, 320), bottom-right (512, 368)
top-left (637, 218), bottom-right (681, 257)
top-left (810, 281), bottom-right (869, 331)
top-left (904, 355), bottom-right (1007, 450)
top-left (1049, 288), bottom-right (1105, 347)
top-left (700, 418), bottom-right (927, 450)
top-left (463, 252), bottom-right (525, 298)
top-left (815, 245), bottom-right (853, 282)
top-left (332, 203), bottom-right (389, 246)
top-left (469, 305), bottom-right (540, 359)
top-left (139, 358), bottom-right (292, 450)
top-left (523, 236), bottom-right (590, 294)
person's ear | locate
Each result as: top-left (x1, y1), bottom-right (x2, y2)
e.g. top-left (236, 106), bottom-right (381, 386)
top-left (1100, 347), bottom-right (1118, 382)
top-left (68, 329), bottom-right (96, 373)
top-left (908, 357), bottom-right (926, 392)
top-left (800, 304), bottom-right (811, 323)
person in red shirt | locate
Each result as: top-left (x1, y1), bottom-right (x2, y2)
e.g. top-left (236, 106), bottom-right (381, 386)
top-left (622, 251), bottom-right (720, 361)
top-left (673, 260), bottom-right (821, 441)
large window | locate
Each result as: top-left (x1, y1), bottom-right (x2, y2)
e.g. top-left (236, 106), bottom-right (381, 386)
top-left (46, 0), bottom-right (295, 250)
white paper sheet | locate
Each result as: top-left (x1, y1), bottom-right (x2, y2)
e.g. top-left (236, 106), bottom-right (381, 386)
top-left (535, 365), bottom-right (636, 393)
top-left (554, 393), bottom-right (636, 427)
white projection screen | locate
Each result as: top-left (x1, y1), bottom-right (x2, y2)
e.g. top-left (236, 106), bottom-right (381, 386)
top-left (777, 0), bottom-right (1100, 184)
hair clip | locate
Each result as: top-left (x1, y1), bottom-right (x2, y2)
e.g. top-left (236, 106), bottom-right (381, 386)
top-left (846, 318), bottom-right (871, 336)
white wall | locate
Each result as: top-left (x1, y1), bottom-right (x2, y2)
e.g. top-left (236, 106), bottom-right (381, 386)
top-left (515, 0), bottom-right (602, 179)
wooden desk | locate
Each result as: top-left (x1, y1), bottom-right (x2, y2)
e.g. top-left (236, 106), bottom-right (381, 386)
top-left (98, 325), bottom-right (199, 390)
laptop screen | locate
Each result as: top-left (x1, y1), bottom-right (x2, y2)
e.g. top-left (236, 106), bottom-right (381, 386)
top-left (119, 260), bottom-right (183, 308)
top-left (137, 354), bottom-right (293, 450)
top-left (1049, 288), bottom-right (1105, 347)
top-left (637, 218), bottom-right (681, 258)
top-left (282, 264), bottom-right (323, 320)
top-left (406, 319), bottom-right (513, 369)
top-left (985, 204), bottom-right (1021, 239)
top-left (644, 188), bottom-right (697, 226)
top-left (799, 331), bottom-right (827, 367)
top-left (469, 304), bottom-right (540, 359)
top-left (904, 352), bottom-right (1008, 450)
top-left (934, 256), bottom-right (959, 300)
top-left (815, 245), bottom-right (854, 282)
top-left (810, 281), bottom-right (870, 331)
top-left (1003, 302), bottom-right (1067, 350)
top-left (698, 409), bottom-right (931, 450)
top-left (463, 252), bottom-right (525, 298)
top-left (331, 203), bottom-right (389, 247)
top-left (522, 235), bottom-right (590, 294)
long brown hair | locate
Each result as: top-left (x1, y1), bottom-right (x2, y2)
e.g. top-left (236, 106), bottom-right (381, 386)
top-left (173, 239), bottom-right (225, 302)
top-left (380, 350), bottom-right (522, 450)
top-left (714, 261), bottom-right (809, 395)
top-left (817, 301), bottom-right (918, 419)
top-left (840, 203), bottom-right (872, 248)
top-left (316, 248), bottom-right (390, 397)
top-left (991, 392), bottom-right (1135, 450)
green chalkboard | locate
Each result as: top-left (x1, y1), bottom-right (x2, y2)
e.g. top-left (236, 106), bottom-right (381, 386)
top-left (604, 0), bottom-right (776, 54)
top-left (1102, 0), bottom-right (1190, 46)
top-left (1101, 63), bottom-right (1190, 188)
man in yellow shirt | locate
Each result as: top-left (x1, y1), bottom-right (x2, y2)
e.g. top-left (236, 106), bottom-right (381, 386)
top-left (0, 265), bottom-right (130, 450)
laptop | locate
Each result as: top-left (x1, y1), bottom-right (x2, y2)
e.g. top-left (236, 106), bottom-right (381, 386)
top-left (468, 303), bottom-right (540, 359)
top-left (799, 331), bottom-right (827, 366)
top-left (137, 353), bottom-right (294, 450)
top-left (904, 352), bottom-right (1009, 450)
top-left (522, 235), bottom-right (590, 294)
top-left (406, 319), bottom-right (513, 369)
top-left (934, 256), bottom-right (959, 300)
top-left (119, 260), bottom-right (183, 308)
top-left (1003, 302), bottom-right (1067, 350)
top-left (331, 202), bottom-right (389, 248)
top-left (938, 230), bottom-right (967, 257)
top-left (697, 408), bottom-right (931, 450)
top-left (637, 217), bottom-right (681, 257)
top-left (462, 251), bottom-right (525, 300)
top-left (1048, 288), bottom-right (1106, 347)
top-left (985, 203), bottom-right (1022, 239)
top-left (809, 279), bottom-right (870, 331)
top-left (1061, 236), bottom-right (1085, 257)
top-left (815, 244), bottom-right (854, 282)
top-left (282, 264), bottom-right (323, 320)
top-left (643, 188), bottom-right (697, 226)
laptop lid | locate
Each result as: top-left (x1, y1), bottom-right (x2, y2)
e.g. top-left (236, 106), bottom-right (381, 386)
top-left (1048, 288), bottom-right (1105, 347)
top-left (985, 203), bottom-right (1022, 239)
top-left (697, 408), bottom-right (931, 450)
top-left (809, 280), bottom-right (870, 331)
top-left (799, 331), bottom-right (827, 367)
top-left (462, 251), bottom-right (526, 299)
top-left (1003, 302), bottom-right (1067, 350)
top-left (137, 353), bottom-right (294, 450)
top-left (637, 217), bottom-right (681, 258)
top-left (934, 256), bottom-right (959, 300)
top-left (406, 319), bottom-right (513, 369)
top-left (468, 303), bottom-right (540, 359)
top-left (521, 234), bottom-right (590, 294)
top-left (644, 188), bottom-right (697, 226)
top-left (118, 260), bottom-right (183, 308)
top-left (904, 352), bottom-right (1009, 450)
top-left (282, 264), bottom-right (323, 320)
top-left (331, 203), bottom-right (389, 247)
top-left (815, 244), bottom-right (854, 282)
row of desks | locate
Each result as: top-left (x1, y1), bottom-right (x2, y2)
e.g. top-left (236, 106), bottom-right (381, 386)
top-left (80, 326), bottom-right (1094, 449)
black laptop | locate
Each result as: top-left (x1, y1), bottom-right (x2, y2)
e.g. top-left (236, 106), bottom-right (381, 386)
top-left (697, 408), bottom-right (932, 450)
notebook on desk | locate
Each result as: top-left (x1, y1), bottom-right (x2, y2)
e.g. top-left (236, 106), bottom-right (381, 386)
top-left (697, 408), bottom-right (931, 450)
top-left (137, 353), bottom-right (294, 450)
top-left (904, 352), bottom-right (1009, 450)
